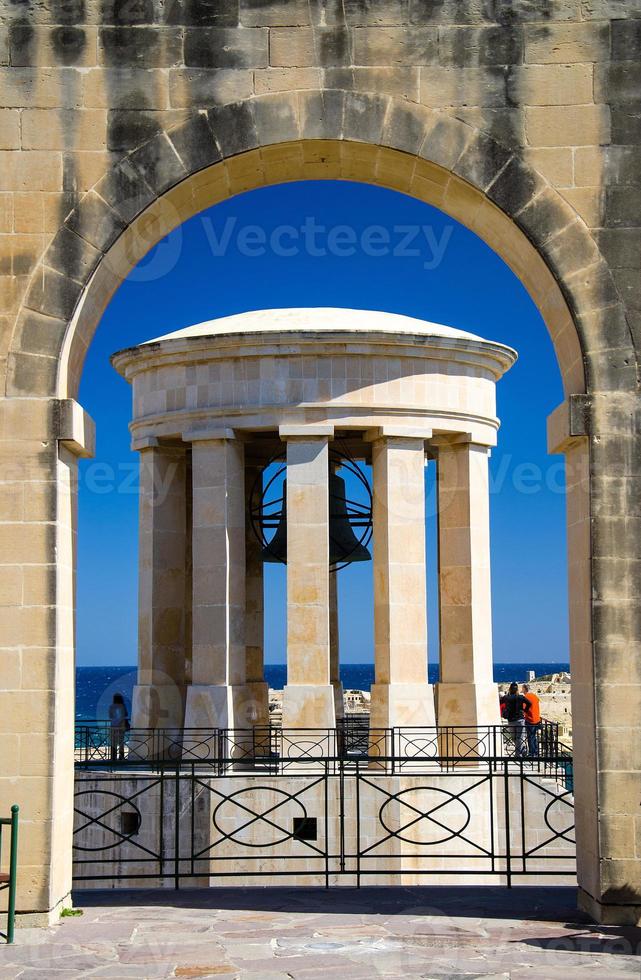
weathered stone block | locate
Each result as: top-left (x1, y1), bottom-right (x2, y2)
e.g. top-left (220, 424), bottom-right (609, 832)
top-left (170, 67), bottom-right (253, 106)
top-left (323, 65), bottom-right (419, 99)
top-left (524, 146), bottom-right (573, 185)
top-left (253, 93), bottom-right (300, 146)
top-left (0, 150), bottom-right (63, 192)
top-left (6, 352), bottom-right (58, 397)
top-left (106, 108), bottom-right (165, 152)
top-left (452, 107), bottom-right (525, 150)
top-left (439, 25), bottom-right (522, 66)
top-left (595, 62), bottom-right (641, 107)
top-left (420, 66), bottom-right (506, 107)
top-left (270, 27), bottom-right (351, 67)
top-left (65, 191), bottom-right (127, 253)
top-left (255, 66), bottom-right (320, 94)
top-left (298, 89), bottom-right (345, 141)
top-left (21, 109), bottom-right (107, 151)
top-left (487, 156), bottom-right (543, 217)
top-left (381, 100), bottom-right (430, 155)
top-left (94, 158), bottom-right (157, 225)
top-left (44, 226), bottom-right (102, 283)
top-left (342, 0), bottom-right (407, 25)
top-left (169, 112), bottom-right (222, 174)
top-left (25, 267), bottom-right (83, 322)
top-left (524, 22), bottom-right (608, 63)
top-left (597, 228), bottom-right (641, 270)
top-left (99, 27), bottom-right (184, 69)
top-left (0, 27), bottom-right (8, 65)
top-left (164, 0), bottom-right (240, 26)
top-left (517, 187), bottom-right (576, 246)
top-left (452, 131), bottom-right (511, 192)
top-left (0, 67), bottom-right (84, 109)
top-left (353, 27), bottom-right (437, 66)
top-left (586, 348), bottom-right (639, 393)
top-left (83, 67), bottom-right (170, 110)
top-left (507, 63), bottom-right (594, 106)
top-left (420, 114), bottom-right (472, 171)
top-left (207, 99), bottom-right (258, 156)
top-left (129, 131), bottom-right (188, 196)
top-left (611, 19), bottom-right (641, 61)
top-left (611, 267), bottom-right (641, 313)
top-left (13, 25), bottom-right (98, 68)
top-left (526, 105), bottom-right (611, 146)
top-left (343, 91), bottom-right (389, 145)
top-left (12, 311), bottom-right (68, 360)
top-left (610, 108), bottom-right (641, 145)
top-left (574, 304), bottom-right (633, 353)
top-left (184, 27), bottom-right (268, 68)
top-left (605, 187), bottom-right (641, 229)
top-left (0, 109), bottom-right (19, 150)
top-left (240, 0), bottom-right (311, 26)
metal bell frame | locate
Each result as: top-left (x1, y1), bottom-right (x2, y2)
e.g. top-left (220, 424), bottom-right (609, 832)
top-left (249, 442), bottom-right (373, 572)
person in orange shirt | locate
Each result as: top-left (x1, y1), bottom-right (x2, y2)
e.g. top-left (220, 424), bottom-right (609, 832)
top-left (521, 684), bottom-right (541, 758)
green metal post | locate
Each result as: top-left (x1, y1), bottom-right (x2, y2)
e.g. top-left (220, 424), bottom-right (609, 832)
top-left (7, 805), bottom-right (18, 944)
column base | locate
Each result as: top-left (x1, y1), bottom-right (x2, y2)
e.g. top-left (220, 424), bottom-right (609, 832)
top-left (579, 886), bottom-right (641, 926)
top-left (184, 684), bottom-right (259, 729)
top-left (332, 681), bottom-right (345, 721)
top-left (242, 680), bottom-right (270, 727)
top-left (435, 682), bottom-right (502, 763)
top-left (281, 684), bottom-right (337, 729)
top-left (368, 683), bottom-right (436, 762)
top-left (131, 683), bottom-right (184, 729)
top-left (436, 682), bottom-right (502, 727)
top-left (369, 682), bottom-right (436, 729)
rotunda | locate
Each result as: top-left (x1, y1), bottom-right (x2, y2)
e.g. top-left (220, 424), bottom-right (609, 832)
top-left (112, 307), bottom-right (516, 737)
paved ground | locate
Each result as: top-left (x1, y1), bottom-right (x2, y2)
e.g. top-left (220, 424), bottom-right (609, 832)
top-left (1, 886), bottom-right (640, 978)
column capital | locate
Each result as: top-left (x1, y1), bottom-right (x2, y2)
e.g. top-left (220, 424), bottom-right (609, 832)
top-left (279, 423), bottom-right (334, 440)
top-left (182, 426), bottom-right (238, 443)
top-left (364, 425), bottom-right (432, 444)
top-left (131, 435), bottom-right (159, 452)
top-left (55, 398), bottom-right (96, 458)
top-left (547, 394), bottom-right (590, 455)
top-left (132, 436), bottom-right (188, 454)
top-left (430, 433), bottom-right (493, 452)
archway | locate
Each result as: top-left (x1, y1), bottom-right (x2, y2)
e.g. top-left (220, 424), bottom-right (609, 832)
top-left (5, 92), bottom-right (639, 925)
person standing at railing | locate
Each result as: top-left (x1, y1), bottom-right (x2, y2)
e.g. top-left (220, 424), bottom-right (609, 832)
top-left (109, 693), bottom-right (129, 762)
top-left (500, 683), bottom-right (528, 758)
top-left (521, 684), bottom-right (541, 758)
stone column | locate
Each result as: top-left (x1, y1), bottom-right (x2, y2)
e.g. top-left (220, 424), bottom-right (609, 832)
top-left (183, 429), bottom-right (249, 730)
top-left (244, 462), bottom-right (269, 727)
top-left (435, 439), bottom-right (500, 728)
top-left (368, 432), bottom-right (436, 734)
top-left (281, 425), bottom-right (336, 730)
top-left (329, 571), bottom-right (344, 720)
top-left (133, 439), bottom-right (188, 729)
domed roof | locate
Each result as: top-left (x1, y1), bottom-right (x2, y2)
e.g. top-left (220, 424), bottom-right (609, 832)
top-left (144, 307), bottom-right (488, 345)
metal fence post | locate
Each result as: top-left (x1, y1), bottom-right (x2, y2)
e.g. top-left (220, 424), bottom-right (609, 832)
top-left (7, 805), bottom-right (18, 944)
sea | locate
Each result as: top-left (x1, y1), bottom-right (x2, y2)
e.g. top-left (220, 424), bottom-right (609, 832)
top-left (76, 662), bottom-right (570, 721)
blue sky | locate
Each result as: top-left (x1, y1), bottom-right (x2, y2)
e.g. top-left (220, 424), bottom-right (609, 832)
top-left (77, 179), bottom-right (568, 668)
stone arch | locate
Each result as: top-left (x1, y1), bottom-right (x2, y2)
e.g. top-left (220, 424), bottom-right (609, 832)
top-left (6, 89), bottom-right (636, 403)
top-left (4, 88), bottom-right (641, 927)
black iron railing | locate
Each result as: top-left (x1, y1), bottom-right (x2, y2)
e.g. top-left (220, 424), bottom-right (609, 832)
top-left (75, 718), bottom-right (570, 780)
top-left (72, 754), bottom-right (575, 889)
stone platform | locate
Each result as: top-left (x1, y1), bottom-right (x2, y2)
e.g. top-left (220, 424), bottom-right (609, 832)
top-left (2, 886), bottom-right (640, 979)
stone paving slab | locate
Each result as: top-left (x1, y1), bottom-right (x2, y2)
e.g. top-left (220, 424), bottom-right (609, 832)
top-left (1, 886), bottom-right (640, 978)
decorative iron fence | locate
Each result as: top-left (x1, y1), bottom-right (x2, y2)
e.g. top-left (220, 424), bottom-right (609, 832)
top-left (73, 757), bottom-right (575, 889)
top-left (75, 719), bottom-right (569, 778)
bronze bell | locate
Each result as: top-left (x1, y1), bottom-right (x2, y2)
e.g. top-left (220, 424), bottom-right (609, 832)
top-left (262, 472), bottom-right (371, 566)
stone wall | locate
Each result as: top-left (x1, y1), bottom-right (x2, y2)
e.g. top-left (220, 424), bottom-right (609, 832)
top-left (0, 0), bottom-right (639, 925)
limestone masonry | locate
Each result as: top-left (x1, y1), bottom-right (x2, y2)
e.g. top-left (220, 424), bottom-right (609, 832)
top-left (0, 0), bottom-right (640, 928)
